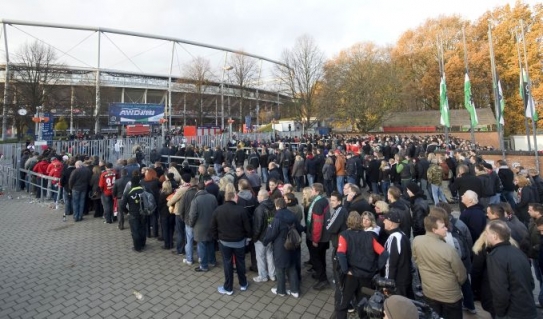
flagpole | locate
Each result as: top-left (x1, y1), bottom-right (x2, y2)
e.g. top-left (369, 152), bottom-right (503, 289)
top-left (488, 23), bottom-right (505, 159)
top-left (516, 29), bottom-right (532, 152)
top-left (462, 27), bottom-right (475, 145)
top-left (520, 20), bottom-right (539, 169)
top-left (438, 35), bottom-right (449, 145)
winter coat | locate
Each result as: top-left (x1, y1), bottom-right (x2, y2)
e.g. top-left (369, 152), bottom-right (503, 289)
top-left (487, 241), bottom-right (537, 319)
top-left (263, 208), bottom-right (303, 268)
top-left (305, 155), bottom-right (317, 176)
top-left (517, 186), bottom-right (538, 225)
top-left (167, 183), bottom-right (190, 216)
top-left (210, 201), bottom-right (252, 242)
top-left (188, 190), bottom-right (218, 242)
top-left (389, 200), bottom-right (412, 238)
top-left (459, 203), bottom-right (487, 243)
top-left (253, 199), bottom-right (275, 242)
top-left (410, 193), bottom-right (429, 237)
top-left (322, 163), bottom-right (335, 181)
top-left (291, 159), bottom-right (305, 177)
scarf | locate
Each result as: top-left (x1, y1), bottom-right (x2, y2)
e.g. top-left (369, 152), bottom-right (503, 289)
top-left (306, 195), bottom-right (322, 229)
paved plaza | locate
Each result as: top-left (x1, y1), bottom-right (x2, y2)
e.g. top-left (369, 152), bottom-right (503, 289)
top-left (0, 190), bottom-right (521, 319)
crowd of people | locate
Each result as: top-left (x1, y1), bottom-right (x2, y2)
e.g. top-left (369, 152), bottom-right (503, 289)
top-left (14, 132), bottom-right (543, 319)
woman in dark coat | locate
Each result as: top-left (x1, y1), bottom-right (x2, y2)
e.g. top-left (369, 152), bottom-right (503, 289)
top-left (263, 198), bottom-right (304, 297)
top-left (140, 168), bottom-right (161, 238)
top-left (158, 180), bottom-right (175, 250)
top-left (89, 165), bottom-right (103, 218)
top-left (515, 175), bottom-right (537, 225)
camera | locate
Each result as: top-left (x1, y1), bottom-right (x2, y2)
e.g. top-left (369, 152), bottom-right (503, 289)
top-left (356, 276), bottom-right (441, 319)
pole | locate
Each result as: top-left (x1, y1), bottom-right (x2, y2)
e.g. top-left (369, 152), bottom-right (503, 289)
top-left (438, 34), bottom-right (449, 145)
top-left (488, 23), bottom-right (505, 159)
top-left (2, 23), bottom-right (10, 141)
top-left (183, 94), bottom-right (186, 127)
top-left (215, 98), bottom-right (218, 126)
top-left (520, 20), bottom-right (539, 169)
top-left (516, 30), bottom-right (532, 152)
top-left (94, 31), bottom-right (101, 135)
top-left (168, 41), bottom-right (175, 132)
top-left (70, 86), bottom-right (74, 135)
top-left (462, 27), bottom-right (475, 145)
top-left (221, 52), bottom-right (229, 131)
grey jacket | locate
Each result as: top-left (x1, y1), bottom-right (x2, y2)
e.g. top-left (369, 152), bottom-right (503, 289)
top-left (188, 190), bottom-right (218, 242)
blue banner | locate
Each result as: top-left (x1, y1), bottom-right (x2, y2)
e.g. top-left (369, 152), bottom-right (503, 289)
top-left (108, 103), bottom-right (165, 125)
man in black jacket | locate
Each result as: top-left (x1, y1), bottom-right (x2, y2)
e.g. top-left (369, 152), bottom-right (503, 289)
top-left (451, 164), bottom-right (483, 212)
top-left (325, 192), bottom-right (348, 304)
top-left (383, 210), bottom-right (413, 298)
top-left (387, 186), bottom-right (412, 237)
top-left (343, 184), bottom-right (373, 216)
top-left (68, 160), bottom-right (92, 222)
top-left (497, 160), bottom-right (516, 209)
top-left (113, 168), bottom-right (131, 230)
top-left (60, 158), bottom-right (76, 217)
top-left (486, 220), bottom-right (537, 319)
top-left (307, 183), bottom-right (331, 290)
top-left (252, 190), bottom-right (276, 283)
top-left (211, 191), bottom-right (252, 295)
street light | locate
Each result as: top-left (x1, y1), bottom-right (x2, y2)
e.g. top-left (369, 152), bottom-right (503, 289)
top-left (221, 55), bottom-right (233, 131)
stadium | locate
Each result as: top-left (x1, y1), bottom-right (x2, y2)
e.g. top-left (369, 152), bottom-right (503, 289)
top-left (0, 19), bottom-right (292, 140)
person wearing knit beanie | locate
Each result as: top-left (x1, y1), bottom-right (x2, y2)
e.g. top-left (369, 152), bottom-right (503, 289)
top-left (406, 182), bottom-right (421, 196)
top-left (383, 295), bottom-right (418, 319)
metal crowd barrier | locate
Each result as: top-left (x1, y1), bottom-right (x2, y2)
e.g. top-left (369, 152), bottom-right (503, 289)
top-left (17, 169), bottom-right (62, 205)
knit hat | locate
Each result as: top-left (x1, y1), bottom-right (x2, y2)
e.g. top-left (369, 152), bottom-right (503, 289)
top-left (384, 210), bottom-right (401, 224)
top-left (406, 182), bottom-right (421, 195)
top-left (166, 173), bottom-right (175, 181)
top-left (383, 295), bottom-right (418, 319)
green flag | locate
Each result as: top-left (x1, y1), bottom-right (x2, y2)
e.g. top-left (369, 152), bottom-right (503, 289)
top-left (440, 75), bottom-right (450, 127)
top-left (497, 77), bottom-right (505, 125)
top-left (521, 68), bottom-right (538, 121)
top-left (464, 72), bottom-right (478, 126)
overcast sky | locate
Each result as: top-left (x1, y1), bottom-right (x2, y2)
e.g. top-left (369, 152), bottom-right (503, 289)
top-left (1, 0), bottom-right (538, 83)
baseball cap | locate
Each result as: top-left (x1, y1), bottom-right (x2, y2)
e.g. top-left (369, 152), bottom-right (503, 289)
top-left (384, 210), bottom-right (401, 224)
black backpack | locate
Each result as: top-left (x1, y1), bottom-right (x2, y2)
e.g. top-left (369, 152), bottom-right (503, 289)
top-left (284, 223), bottom-right (301, 250)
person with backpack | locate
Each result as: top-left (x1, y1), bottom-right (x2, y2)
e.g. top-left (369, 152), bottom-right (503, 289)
top-left (427, 157), bottom-right (447, 205)
top-left (263, 197), bottom-right (303, 298)
top-left (120, 173), bottom-right (147, 252)
top-left (252, 190), bottom-right (276, 283)
top-left (395, 155), bottom-right (414, 193)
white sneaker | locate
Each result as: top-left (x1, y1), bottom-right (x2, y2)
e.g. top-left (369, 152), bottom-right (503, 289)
top-left (269, 276), bottom-right (276, 282)
top-left (253, 276), bottom-right (268, 283)
top-left (182, 258), bottom-right (193, 265)
top-left (287, 290), bottom-right (299, 298)
top-left (271, 288), bottom-right (285, 296)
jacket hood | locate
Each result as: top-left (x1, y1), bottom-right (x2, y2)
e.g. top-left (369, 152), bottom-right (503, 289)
top-left (238, 189), bottom-right (253, 201)
top-left (260, 198), bottom-right (275, 211)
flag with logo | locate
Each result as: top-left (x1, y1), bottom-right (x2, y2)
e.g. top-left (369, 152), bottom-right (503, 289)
top-left (440, 75), bottom-right (450, 127)
top-left (497, 76), bottom-right (505, 125)
top-left (520, 68), bottom-right (538, 121)
top-left (464, 72), bottom-right (478, 126)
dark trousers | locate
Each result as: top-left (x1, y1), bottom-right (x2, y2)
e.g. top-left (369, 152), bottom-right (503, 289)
top-left (309, 241), bottom-right (329, 282)
top-left (117, 198), bottom-right (125, 229)
top-left (147, 209), bottom-right (159, 237)
top-left (129, 215), bottom-right (147, 251)
top-left (335, 275), bottom-right (372, 319)
top-left (425, 297), bottom-right (463, 319)
top-left (324, 179), bottom-right (334, 197)
top-left (276, 264), bottom-right (299, 295)
top-left (175, 215), bottom-right (186, 254)
top-left (248, 241), bottom-right (257, 270)
top-left (219, 242), bottom-right (247, 292)
top-left (161, 214), bottom-right (175, 249)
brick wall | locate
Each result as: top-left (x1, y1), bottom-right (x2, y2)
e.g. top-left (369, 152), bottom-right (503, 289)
top-left (482, 153), bottom-right (543, 173)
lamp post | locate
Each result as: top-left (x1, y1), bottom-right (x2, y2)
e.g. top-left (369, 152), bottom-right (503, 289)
top-left (271, 118), bottom-right (276, 141)
top-left (221, 64), bottom-right (233, 131)
top-left (228, 118), bottom-right (234, 141)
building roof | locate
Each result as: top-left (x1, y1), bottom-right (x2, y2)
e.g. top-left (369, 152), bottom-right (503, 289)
top-left (381, 108), bottom-right (496, 127)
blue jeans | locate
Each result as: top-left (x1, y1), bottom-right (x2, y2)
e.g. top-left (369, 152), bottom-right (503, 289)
top-left (197, 241), bottom-right (216, 270)
top-left (185, 226), bottom-right (195, 262)
top-left (295, 176), bottom-right (304, 192)
top-left (307, 174), bottom-right (315, 187)
top-left (63, 187), bottom-right (73, 216)
top-left (371, 182), bottom-right (380, 195)
top-left (336, 176), bottom-right (345, 195)
top-left (261, 168), bottom-right (269, 184)
top-left (502, 191), bottom-right (516, 210)
top-left (430, 184), bottom-right (448, 204)
top-left (219, 242), bottom-right (247, 292)
top-left (175, 216), bottom-right (186, 254)
top-left (420, 179), bottom-right (432, 202)
top-left (346, 176), bottom-right (357, 185)
top-left (461, 277), bottom-right (475, 311)
top-left (282, 167), bottom-right (290, 183)
top-left (380, 181), bottom-right (390, 198)
top-left (72, 190), bottom-right (86, 221)
top-left (101, 194), bottom-right (114, 223)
